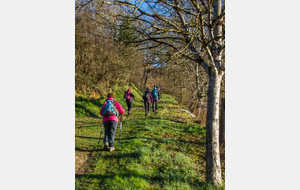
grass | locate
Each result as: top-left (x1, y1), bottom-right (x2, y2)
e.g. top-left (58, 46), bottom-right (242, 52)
top-left (75, 84), bottom-right (144, 118)
top-left (75, 85), bottom-right (225, 189)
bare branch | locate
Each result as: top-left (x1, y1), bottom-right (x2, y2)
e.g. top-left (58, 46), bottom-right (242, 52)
top-left (76, 0), bottom-right (94, 10)
top-left (133, 0), bottom-right (144, 14)
top-left (212, 8), bottom-right (225, 29)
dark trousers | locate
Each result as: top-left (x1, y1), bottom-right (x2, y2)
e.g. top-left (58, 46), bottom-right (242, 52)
top-left (103, 120), bottom-right (118, 147)
top-left (126, 99), bottom-right (132, 114)
top-left (144, 101), bottom-right (151, 115)
top-left (152, 98), bottom-right (158, 111)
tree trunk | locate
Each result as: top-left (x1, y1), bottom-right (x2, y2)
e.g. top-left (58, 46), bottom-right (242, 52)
top-left (205, 70), bottom-right (223, 186)
top-left (196, 63), bottom-right (201, 99)
top-left (144, 71), bottom-right (149, 88)
top-left (205, 0), bottom-right (224, 184)
top-left (219, 98), bottom-right (225, 147)
top-left (141, 69), bottom-right (146, 89)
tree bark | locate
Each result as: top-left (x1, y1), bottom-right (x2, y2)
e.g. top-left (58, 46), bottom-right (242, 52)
top-left (205, 69), bottom-right (223, 186)
top-left (204, 0), bottom-right (224, 186)
top-left (219, 98), bottom-right (225, 147)
top-left (144, 69), bottom-right (149, 88)
top-left (196, 63), bottom-right (201, 99)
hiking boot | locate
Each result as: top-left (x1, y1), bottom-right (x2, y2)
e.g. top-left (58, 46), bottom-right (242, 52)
top-left (104, 142), bottom-right (109, 150)
top-left (109, 147), bottom-right (115, 152)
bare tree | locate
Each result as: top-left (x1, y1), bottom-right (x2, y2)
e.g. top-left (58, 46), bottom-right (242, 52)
top-left (75, 2), bottom-right (145, 96)
top-left (78, 0), bottom-right (225, 185)
top-left (98, 0), bottom-right (225, 186)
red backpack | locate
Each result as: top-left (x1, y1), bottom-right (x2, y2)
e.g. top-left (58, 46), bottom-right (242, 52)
top-left (143, 91), bottom-right (150, 100)
top-left (125, 91), bottom-right (131, 99)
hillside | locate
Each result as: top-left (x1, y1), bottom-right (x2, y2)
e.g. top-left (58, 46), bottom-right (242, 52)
top-left (75, 85), bottom-right (225, 189)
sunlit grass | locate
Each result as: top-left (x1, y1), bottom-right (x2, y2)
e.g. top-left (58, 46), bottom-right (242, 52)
top-left (75, 86), bottom-right (225, 189)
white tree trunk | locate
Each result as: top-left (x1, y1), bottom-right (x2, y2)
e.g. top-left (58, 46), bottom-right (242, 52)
top-left (220, 98), bottom-right (225, 146)
top-left (205, 68), bottom-right (223, 186)
top-left (204, 0), bottom-right (225, 186)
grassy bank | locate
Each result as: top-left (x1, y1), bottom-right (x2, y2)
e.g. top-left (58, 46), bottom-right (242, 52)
top-left (75, 85), bottom-right (225, 189)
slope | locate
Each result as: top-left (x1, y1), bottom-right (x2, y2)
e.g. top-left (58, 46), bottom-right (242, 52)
top-left (75, 85), bottom-right (225, 189)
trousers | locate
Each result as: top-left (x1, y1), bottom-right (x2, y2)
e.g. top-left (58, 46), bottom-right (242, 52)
top-left (103, 120), bottom-right (118, 147)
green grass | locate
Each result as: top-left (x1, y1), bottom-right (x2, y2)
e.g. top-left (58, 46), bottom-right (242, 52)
top-left (75, 86), bottom-right (225, 189)
top-left (75, 84), bottom-right (144, 118)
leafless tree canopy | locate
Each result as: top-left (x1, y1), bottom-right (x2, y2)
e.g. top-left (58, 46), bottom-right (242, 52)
top-left (75, 0), bottom-right (225, 186)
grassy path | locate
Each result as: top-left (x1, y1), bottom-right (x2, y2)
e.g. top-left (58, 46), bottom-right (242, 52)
top-left (75, 89), bottom-right (224, 189)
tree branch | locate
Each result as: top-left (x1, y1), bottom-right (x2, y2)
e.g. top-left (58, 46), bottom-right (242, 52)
top-left (212, 8), bottom-right (225, 29)
top-left (76, 0), bottom-right (94, 10)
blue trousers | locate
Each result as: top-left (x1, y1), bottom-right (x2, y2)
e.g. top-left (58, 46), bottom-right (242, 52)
top-left (103, 120), bottom-right (118, 147)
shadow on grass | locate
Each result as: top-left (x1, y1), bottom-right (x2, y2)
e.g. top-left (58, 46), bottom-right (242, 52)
top-left (75, 136), bottom-right (205, 146)
top-left (168, 119), bottom-right (185, 124)
top-left (76, 136), bottom-right (99, 140)
top-left (102, 152), bottom-right (137, 159)
top-left (75, 96), bottom-right (104, 107)
top-left (75, 125), bottom-right (101, 129)
top-left (75, 173), bottom-right (208, 189)
top-left (75, 147), bottom-right (106, 152)
top-left (89, 98), bottom-right (104, 108)
top-left (75, 103), bottom-right (101, 118)
top-left (121, 136), bottom-right (205, 146)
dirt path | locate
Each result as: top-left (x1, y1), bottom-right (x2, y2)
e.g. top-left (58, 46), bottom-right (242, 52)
top-left (75, 152), bottom-right (90, 175)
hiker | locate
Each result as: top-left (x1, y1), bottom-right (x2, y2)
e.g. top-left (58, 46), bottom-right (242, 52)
top-left (142, 87), bottom-right (153, 116)
top-left (158, 84), bottom-right (162, 100)
top-left (157, 84), bottom-right (161, 91)
top-left (124, 88), bottom-right (135, 115)
top-left (100, 92), bottom-right (125, 152)
top-left (151, 85), bottom-right (160, 112)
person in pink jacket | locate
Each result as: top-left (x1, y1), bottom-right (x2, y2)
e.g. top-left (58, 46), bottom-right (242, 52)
top-left (100, 92), bottom-right (125, 151)
top-left (124, 88), bottom-right (135, 115)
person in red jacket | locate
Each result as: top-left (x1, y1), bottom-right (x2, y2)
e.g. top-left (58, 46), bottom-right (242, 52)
top-left (142, 88), bottom-right (153, 116)
top-left (100, 92), bottom-right (125, 151)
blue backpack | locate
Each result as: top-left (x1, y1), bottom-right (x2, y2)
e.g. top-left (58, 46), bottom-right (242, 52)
top-left (103, 100), bottom-right (118, 117)
top-left (152, 89), bottom-right (158, 98)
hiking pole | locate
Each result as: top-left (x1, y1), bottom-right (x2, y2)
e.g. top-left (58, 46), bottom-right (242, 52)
top-left (119, 114), bottom-right (123, 149)
top-left (98, 124), bottom-right (104, 147)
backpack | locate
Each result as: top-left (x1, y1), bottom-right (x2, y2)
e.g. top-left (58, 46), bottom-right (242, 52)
top-left (103, 100), bottom-right (118, 117)
top-left (125, 91), bottom-right (131, 100)
top-left (143, 92), bottom-right (150, 100)
top-left (152, 89), bottom-right (158, 98)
